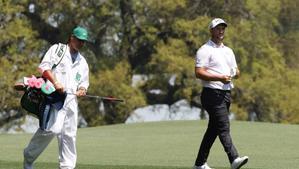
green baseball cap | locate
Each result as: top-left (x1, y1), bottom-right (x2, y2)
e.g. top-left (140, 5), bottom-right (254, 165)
top-left (72, 26), bottom-right (88, 41)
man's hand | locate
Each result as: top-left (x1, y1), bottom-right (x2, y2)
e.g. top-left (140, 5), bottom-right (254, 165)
top-left (76, 87), bottom-right (86, 97)
top-left (42, 70), bottom-right (64, 93)
top-left (54, 81), bottom-right (64, 94)
top-left (220, 75), bottom-right (232, 84)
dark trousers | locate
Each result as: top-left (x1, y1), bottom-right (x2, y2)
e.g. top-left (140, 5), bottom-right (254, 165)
top-left (195, 87), bottom-right (238, 166)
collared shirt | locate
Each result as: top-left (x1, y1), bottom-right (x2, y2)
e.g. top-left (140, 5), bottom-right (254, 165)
top-left (39, 44), bottom-right (89, 113)
top-left (195, 40), bottom-right (237, 90)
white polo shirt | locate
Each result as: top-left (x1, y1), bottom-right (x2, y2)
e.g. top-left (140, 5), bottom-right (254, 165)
top-left (39, 44), bottom-right (89, 113)
top-left (195, 40), bottom-right (237, 90)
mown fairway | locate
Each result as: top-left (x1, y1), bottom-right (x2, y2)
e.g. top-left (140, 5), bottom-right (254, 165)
top-left (0, 120), bottom-right (298, 169)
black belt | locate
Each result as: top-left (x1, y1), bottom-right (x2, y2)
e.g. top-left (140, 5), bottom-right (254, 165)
top-left (203, 87), bottom-right (231, 94)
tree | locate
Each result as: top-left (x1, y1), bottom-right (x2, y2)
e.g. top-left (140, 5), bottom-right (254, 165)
top-left (0, 0), bottom-right (44, 126)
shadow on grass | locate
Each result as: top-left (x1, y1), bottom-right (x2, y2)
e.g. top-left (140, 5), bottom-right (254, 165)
top-left (0, 161), bottom-right (259, 169)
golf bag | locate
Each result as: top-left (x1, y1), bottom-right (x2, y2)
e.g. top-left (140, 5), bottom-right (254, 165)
top-left (21, 87), bottom-right (45, 118)
top-left (21, 87), bottom-right (66, 130)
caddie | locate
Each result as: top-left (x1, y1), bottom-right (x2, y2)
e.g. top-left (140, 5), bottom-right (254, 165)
top-left (23, 26), bottom-right (90, 169)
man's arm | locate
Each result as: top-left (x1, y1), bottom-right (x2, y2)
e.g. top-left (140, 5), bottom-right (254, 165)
top-left (42, 70), bottom-right (64, 93)
top-left (76, 61), bottom-right (89, 97)
top-left (234, 68), bottom-right (240, 79)
top-left (195, 67), bottom-right (232, 84)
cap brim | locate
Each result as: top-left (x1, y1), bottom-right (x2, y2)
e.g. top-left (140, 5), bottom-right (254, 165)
top-left (73, 35), bottom-right (95, 43)
top-left (74, 36), bottom-right (88, 41)
top-left (212, 23), bottom-right (227, 29)
top-left (219, 23), bottom-right (227, 27)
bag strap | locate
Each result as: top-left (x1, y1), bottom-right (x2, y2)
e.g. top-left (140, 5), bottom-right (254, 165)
top-left (52, 43), bottom-right (67, 70)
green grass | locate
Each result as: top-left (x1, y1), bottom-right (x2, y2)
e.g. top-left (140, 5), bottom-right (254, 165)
top-left (1, 120), bottom-right (299, 169)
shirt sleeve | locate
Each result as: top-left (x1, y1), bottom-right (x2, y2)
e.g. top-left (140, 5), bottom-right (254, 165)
top-left (78, 59), bottom-right (89, 91)
top-left (229, 48), bottom-right (238, 68)
top-left (195, 46), bottom-right (209, 68)
top-left (38, 44), bottom-right (58, 73)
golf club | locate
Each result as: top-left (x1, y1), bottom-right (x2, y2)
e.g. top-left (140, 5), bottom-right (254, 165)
top-left (67, 92), bottom-right (125, 102)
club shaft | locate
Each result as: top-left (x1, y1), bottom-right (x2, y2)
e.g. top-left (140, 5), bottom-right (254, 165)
top-left (67, 93), bottom-right (124, 102)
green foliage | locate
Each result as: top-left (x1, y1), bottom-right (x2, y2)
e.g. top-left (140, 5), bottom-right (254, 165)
top-left (0, 0), bottom-right (43, 115)
top-left (173, 16), bottom-right (211, 50)
top-left (145, 38), bottom-right (201, 103)
top-left (80, 61), bottom-right (146, 126)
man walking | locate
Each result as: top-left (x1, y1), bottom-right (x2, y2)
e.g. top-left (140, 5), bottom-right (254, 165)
top-left (193, 18), bottom-right (248, 169)
top-left (23, 26), bottom-right (90, 169)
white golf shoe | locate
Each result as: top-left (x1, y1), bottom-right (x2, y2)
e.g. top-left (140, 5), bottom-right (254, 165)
top-left (193, 163), bottom-right (214, 169)
top-left (231, 156), bottom-right (249, 169)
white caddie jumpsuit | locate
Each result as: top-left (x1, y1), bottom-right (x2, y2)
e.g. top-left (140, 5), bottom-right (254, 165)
top-left (23, 44), bottom-right (89, 169)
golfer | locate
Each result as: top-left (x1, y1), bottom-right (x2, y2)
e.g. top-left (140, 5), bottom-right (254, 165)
top-left (23, 26), bottom-right (90, 169)
top-left (193, 18), bottom-right (248, 169)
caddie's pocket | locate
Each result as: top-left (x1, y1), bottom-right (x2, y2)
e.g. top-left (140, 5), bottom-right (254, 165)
top-left (55, 63), bottom-right (66, 74)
